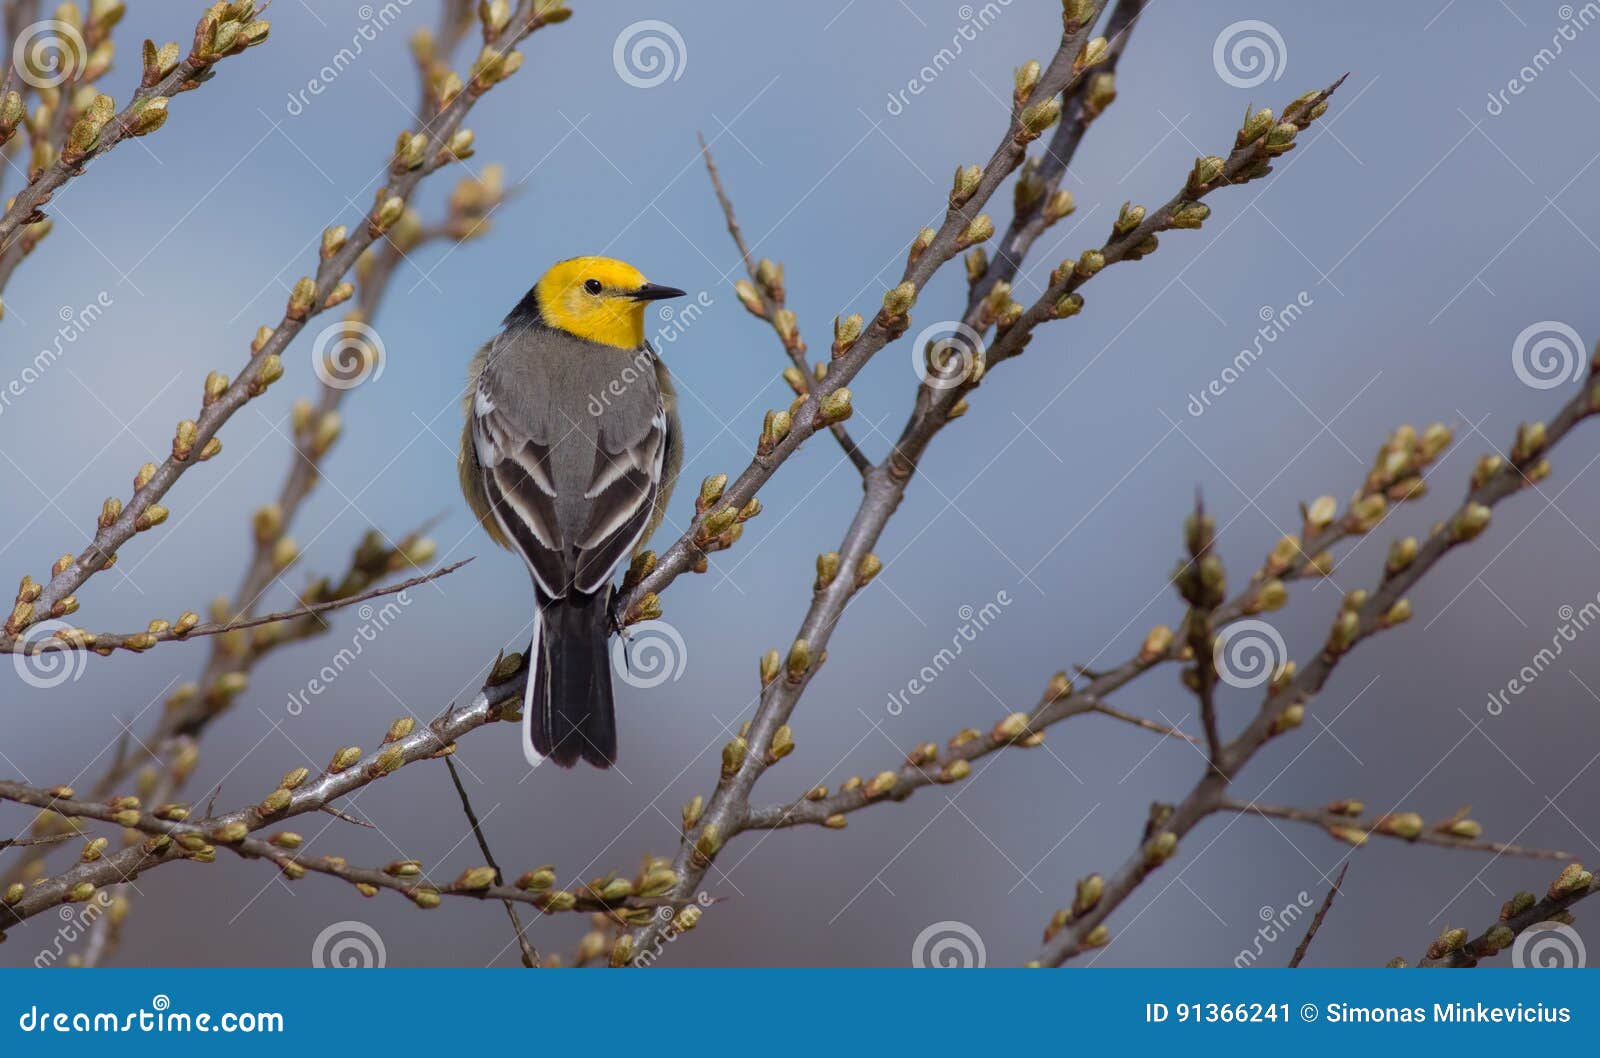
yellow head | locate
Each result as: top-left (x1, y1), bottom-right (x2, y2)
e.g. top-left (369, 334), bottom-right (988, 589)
top-left (532, 256), bottom-right (685, 349)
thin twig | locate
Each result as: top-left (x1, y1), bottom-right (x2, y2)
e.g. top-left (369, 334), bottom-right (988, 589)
top-left (627, 7), bottom-right (1118, 955)
top-left (445, 755), bottom-right (539, 968)
top-left (1417, 876), bottom-right (1599, 967)
top-left (699, 134), bottom-right (872, 475)
top-left (1220, 799), bottom-right (1575, 861)
top-left (6, 560), bottom-right (470, 656)
top-left (5, 3), bottom-right (558, 639)
top-left (1032, 354), bottom-right (1600, 966)
top-left (1289, 863), bottom-right (1348, 967)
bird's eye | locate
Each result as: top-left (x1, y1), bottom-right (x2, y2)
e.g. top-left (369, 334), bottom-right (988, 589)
top-left (584, 279), bottom-right (603, 295)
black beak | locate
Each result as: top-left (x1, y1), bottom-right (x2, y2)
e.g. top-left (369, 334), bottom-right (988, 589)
top-left (631, 283), bottom-right (686, 302)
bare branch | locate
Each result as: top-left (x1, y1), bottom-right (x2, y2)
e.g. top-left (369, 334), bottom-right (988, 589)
top-left (5, 560), bottom-right (470, 657)
top-left (1416, 866), bottom-right (1597, 967)
top-left (1288, 863), bottom-right (1349, 967)
top-left (1, 2), bottom-right (559, 640)
top-left (1032, 363), bottom-right (1600, 966)
top-left (1220, 799), bottom-right (1575, 861)
top-left (444, 755), bottom-right (540, 968)
top-left (0, 5), bottom-right (270, 300)
top-left (628, 3), bottom-right (1174, 958)
top-left (614, 6), bottom-right (1123, 630)
top-left (699, 134), bottom-right (872, 475)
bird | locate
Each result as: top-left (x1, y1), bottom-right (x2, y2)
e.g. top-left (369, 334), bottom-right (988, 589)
top-left (459, 256), bottom-right (685, 769)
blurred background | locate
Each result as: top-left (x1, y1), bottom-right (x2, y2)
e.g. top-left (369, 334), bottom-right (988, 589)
top-left (4, 0), bottom-right (1599, 967)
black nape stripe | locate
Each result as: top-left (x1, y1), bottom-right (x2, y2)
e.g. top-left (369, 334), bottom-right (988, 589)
top-left (502, 284), bottom-right (546, 329)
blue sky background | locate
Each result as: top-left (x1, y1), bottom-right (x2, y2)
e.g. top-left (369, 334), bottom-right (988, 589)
top-left (4, 0), bottom-right (1600, 967)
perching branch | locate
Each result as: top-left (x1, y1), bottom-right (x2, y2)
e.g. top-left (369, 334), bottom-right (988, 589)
top-left (0, 0), bottom-right (560, 949)
top-left (1, 0), bottom-right (563, 646)
top-left (3, 0), bottom-right (1593, 973)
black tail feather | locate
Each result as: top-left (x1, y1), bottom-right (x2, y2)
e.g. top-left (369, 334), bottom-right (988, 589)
top-left (528, 589), bottom-right (616, 768)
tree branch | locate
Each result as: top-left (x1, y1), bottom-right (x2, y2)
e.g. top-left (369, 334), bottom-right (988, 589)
top-left (1288, 862), bottom-right (1348, 967)
top-left (444, 754), bottom-right (539, 967)
top-left (1031, 360), bottom-right (1600, 966)
top-left (4, 560), bottom-right (469, 656)
top-left (700, 134), bottom-right (872, 476)
top-left (1219, 799), bottom-right (1575, 861)
top-left (1, 0), bottom-right (561, 641)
